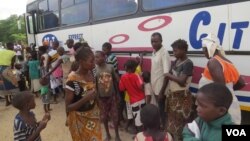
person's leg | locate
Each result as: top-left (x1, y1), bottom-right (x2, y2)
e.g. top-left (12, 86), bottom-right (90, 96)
top-left (5, 95), bottom-right (11, 106)
top-left (103, 118), bottom-right (111, 141)
top-left (158, 96), bottom-right (166, 129)
top-left (43, 104), bottom-right (47, 112)
top-left (112, 96), bottom-right (121, 141)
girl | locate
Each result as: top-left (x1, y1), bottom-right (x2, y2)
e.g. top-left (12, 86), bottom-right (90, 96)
top-left (48, 41), bottom-right (63, 103)
top-left (28, 51), bottom-right (41, 97)
top-left (134, 104), bottom-right (173, 141)
top-left (164, 39), bottom-right (196, 141)
top-left (12, 91), bottom-right (50, 141)
top-left (65, 47), bottom-right (102, 141)
top-left (40, 77), bottom-right (51, 113)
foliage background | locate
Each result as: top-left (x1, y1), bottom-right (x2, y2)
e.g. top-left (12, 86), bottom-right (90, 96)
top-left (0, 15), bottom-right (27, 46)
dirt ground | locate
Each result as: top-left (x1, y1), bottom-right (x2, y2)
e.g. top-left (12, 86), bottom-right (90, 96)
top-left (0, 95), bottom-right (134, 141)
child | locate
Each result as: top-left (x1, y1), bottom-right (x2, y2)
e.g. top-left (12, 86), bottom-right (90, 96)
top-left (135, 104), bottom-right (173, 141)
top-left (182, 83), bottom-right (233, 141)
top-left (15, 63), bottom-right (26, 91)
top-left (12, 91), bottom-right (50, 141)
top-left (119, 59), bottom-right (146, 132)
top-left (39, 46), bottom-right (49, 77)
top-left (95, 51), bottom-right (121, 141)
top-left (28, 51), bottom-right (41, 96)
top-left (47, 41), bottom-right (63, 103)
top-left (141, 71), bottom-right (157, 106)
top-left (18, 55), bottom-right (28, 89)
top-left (40, 77), bottom-right (51, 113)
top-left (44, 47), bottom-right (71, 89)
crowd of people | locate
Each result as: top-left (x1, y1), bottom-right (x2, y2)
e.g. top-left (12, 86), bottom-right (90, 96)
top-left (0, 32), bottom-right (245, 141)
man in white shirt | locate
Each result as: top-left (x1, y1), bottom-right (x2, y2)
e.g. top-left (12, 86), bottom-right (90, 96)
top-left (150, 32), bottom-right (171, 128)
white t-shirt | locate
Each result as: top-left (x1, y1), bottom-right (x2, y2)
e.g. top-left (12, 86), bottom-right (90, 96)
top-left (14, 44), bottom-right (22, 56)
top-left (151, 46), bottom-right (171, 95)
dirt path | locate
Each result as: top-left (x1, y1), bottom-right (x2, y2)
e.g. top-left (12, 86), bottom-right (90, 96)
top-left (0, 96), bottom-right (133, 141)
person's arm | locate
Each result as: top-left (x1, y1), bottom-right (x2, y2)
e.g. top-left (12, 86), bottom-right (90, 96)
top-left (119, 76), bottom-right (126, 92)
top-left (11, 56), bottom-right (15, 69)
top-left (40, 56), bottom-right (45, 67)
top-left (165, 61), bottom-right (193, 87)
top-left (43, 59), bottom-right (63, 78)
top-left (158, 50), bottom-right (171, 98)
top-left (46, 56), bottom-right (52, 72)
top-left (27, 121), bottom-right (47, 141)
top-left (234, 75), bottom-right (246, 90)
top-left (65, 82), bottom-right (96, 112)
top-left (207, 58), bottom-right (225, 83)
top-left (146, 95), bottom-right (152, 104)
top-left (182, 126), bottom-right (201, 141)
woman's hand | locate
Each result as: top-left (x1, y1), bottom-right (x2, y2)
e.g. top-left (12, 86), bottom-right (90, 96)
top-left (83, 89), bottom-right (96, 101)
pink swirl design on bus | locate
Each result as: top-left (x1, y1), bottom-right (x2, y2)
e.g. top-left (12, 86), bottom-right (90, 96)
top-left (109, 34), bottom-right (129, 44)
top-left (138, 15), bottom-right (172, 31)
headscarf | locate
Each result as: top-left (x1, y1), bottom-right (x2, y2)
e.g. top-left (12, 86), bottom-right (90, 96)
top-left (201, 33), bottom-right (225, 58)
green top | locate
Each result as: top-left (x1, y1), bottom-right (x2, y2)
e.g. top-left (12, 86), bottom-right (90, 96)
top-left (40, 86), bottom-right (49, 95)
top-left (183, 113), bottom-right (233, 141)
top-left (0, 49), bottom-right (15, 66)
top-left (28, 60), bottom-right (40, 79)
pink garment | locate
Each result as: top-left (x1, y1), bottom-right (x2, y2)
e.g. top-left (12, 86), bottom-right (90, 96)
top-left (52, 65), bottom-right (63, 78)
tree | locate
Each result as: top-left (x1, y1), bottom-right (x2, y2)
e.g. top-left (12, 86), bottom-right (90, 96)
top-left (0, 14), bottom-right (27, 46)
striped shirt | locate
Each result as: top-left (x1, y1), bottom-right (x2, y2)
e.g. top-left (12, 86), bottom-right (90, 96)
top-left (14, 112), bottom-right (41, 141)
top-left (106, 53), bottom-right (118, 73)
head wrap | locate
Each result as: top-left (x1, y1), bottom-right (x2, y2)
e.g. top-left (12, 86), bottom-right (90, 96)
top-left (202, 33), bottom-right (224, 58)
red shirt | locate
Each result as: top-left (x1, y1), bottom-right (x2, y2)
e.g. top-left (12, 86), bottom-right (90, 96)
top-left (119, 73), bottom-right (145, 104)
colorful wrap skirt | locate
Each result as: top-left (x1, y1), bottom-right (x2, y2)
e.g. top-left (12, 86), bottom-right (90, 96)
top-left (67, 105), bottom-right (102, 141)
top-left (0, 66), bottom-right (18, 95)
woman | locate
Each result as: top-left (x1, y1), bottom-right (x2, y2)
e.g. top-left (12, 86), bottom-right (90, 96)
top-left (199, 33), bottom-right (245, 124)
top-left (65, 46), bottom-right (102, 141)
top-left (0, 42), bottom-right (17, 106)
top-left (164, 39), bottom-right (195, 141)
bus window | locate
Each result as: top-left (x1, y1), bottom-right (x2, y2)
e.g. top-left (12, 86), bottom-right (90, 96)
top-left (61, 0), bottom-right (74, 9)
top-left (38, 0), bottom-right (48, 12)
top-left (92, 0), bottom-right (138, 21)
top-left (48, 0), bottom-right (59, 11)
top-left (142, 0), bottom-right (212, 11)
top-left (38, 0), bottom-right (59, 30)
top-left (61, 0), bottom-right (89, 26)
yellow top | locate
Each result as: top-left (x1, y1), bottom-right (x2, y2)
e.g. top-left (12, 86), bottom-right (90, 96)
top-left (0, 50), bottom-right (15, 66)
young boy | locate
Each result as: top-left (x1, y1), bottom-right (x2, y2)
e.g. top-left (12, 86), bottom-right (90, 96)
top-left (12, 91), bottom-right (50, 141)
top-left (182, 83), bottom-right (234, 141)
top-left (95, 51), bottom-right (121, 141)
top-left (119, 59), bottom-right (146, 132)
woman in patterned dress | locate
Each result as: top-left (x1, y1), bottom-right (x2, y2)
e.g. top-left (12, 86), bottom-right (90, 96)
top-left (164, 39), bottom-right (196, 141)
top-left (65, 46), bottom-right (102, 141)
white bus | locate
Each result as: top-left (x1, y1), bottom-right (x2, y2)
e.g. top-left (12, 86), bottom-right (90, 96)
top-left (25, 0), bottom-right (250, 121)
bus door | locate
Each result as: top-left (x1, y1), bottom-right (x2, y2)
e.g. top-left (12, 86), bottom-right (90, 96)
top-left (25, 13), bottom-right (37, 47)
